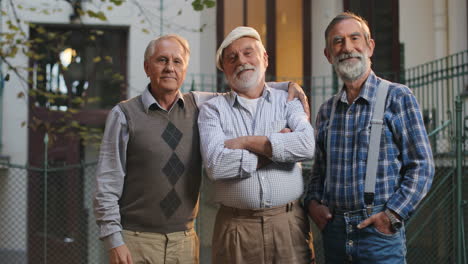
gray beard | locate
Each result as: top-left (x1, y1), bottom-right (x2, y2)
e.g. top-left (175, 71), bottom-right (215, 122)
top-left (333, 53), bottom-right (368, 82)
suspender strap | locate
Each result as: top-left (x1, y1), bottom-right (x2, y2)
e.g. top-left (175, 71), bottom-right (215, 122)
top-left (364, 80), bottom-right (390, 214)
top-left (325, 80), bottom-right (390, 212)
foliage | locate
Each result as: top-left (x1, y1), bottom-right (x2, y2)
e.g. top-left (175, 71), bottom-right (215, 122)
top-left (0, 0), bottom-right (215, 148)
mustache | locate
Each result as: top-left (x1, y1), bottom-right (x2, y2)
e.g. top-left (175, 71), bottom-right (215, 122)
top-left (234, 64), bottom-right (256, 75)
top-left (336, 52), bottom-right (364, 62)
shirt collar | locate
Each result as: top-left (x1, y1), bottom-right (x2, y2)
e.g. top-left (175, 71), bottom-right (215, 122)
top-left (340, 71), bottom-right (378, 105)
top-left (227, 83), bottom-right (272, 107)
top-left (141, 84), bottom-right (185, 113)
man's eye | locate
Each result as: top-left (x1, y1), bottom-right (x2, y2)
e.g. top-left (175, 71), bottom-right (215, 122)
top-left (158, 58), bottom-right (168, 63)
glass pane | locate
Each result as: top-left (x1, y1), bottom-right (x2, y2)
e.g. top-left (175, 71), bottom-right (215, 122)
top-left (224, 0), bottom-right (244, 37)
top-left (30, 26), bottom-right (127, 110)
top-left (247, 0), bottom-right (267, 47)
top-left (276, 0), bottom-right (303, 83)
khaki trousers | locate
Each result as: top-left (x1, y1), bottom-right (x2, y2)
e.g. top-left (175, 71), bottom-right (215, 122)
top-left (123, 229), bottom-right (199, 264)
top-left (212, 201), bottom-right (315, 264)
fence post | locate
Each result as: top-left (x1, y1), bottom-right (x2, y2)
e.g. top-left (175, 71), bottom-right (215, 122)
top-left (43, 133), bottom-right (49, 264)
top-left (455, 96), bottom-right (465, 264)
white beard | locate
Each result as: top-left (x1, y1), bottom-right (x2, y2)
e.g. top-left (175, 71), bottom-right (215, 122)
top-left (332, 52), bottom-right (369, 82)
top-left (227, 63), bottom-right (264, 92)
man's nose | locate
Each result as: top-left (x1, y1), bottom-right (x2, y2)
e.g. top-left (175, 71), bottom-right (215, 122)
top-left (164, 61), bottom-right (175, 72)
top-left (342, 39), bottom-right (353, 53)
top-left (238, 54), bottom-right (248, 64)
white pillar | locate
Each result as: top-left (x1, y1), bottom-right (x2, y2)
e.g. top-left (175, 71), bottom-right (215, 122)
top-left (433, 0), bottom-right (449, 58)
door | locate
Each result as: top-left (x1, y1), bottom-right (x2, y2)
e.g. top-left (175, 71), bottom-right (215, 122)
top-left (27, 25), bottom-right (128, 264)
top-left (344, 0), bottom-right (402, 81)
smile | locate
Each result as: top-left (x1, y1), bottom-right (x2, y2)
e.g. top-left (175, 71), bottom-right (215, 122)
top-left (339, 56), bottom-right (360, 62)
top-left (236, 69), bottom-right (253, 76)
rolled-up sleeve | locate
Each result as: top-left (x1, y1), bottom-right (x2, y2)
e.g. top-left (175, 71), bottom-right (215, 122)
top-left (93, 105), bottom-right (128, 249)
top-left (268, 99), bottom-right (315, 163)
top-left (198, 100), bottom-right (258, 181)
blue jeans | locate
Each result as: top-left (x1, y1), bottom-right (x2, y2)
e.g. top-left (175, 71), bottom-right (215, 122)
top-left (322, 205), bottom-right (407, 264)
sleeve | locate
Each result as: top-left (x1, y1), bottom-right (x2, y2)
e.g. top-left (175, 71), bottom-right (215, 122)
top-left (385, 91), bottom-right (435, 220)
top-left (266, 81), bottom-right (290, 91)
top-left (191, 91), bottom-right (218, 108)
top-left (304, 105), bottom-right (328, 209)
top-left (268, 98), bottom-right (315, 162)
top-left (93, 105), bottom-right (129, 249)
top-left (198, 100), bottom-right (258, 181)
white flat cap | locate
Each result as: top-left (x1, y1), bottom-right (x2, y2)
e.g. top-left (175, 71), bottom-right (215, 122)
top-left (216, 26), bottom-right (262, 71)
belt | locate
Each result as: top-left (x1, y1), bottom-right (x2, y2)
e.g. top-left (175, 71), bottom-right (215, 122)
top-left (220, 200), bottom-right (301, 217)
top-left (331, 204), bottom-right (385, 217)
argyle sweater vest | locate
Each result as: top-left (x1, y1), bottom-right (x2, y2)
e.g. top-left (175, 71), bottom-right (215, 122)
top-left (118, 93), bottom-right (201, 234)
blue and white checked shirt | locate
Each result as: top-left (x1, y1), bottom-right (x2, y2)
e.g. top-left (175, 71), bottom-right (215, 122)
top-left (305, 72), bottom-right (434, 220)
top-left (198, 84), bottom-right (315, 209)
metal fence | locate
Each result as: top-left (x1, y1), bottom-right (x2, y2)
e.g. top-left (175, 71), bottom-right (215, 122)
top-left (1, 50), bottom-right (467, 263)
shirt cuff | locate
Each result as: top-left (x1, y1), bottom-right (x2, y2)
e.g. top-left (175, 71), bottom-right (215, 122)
top-left (385, 200), bottom-right (408, 221)
top-left (103, 231), bottom-right (125, 250)
top-left (240, 149), bottom-right (258, 177)
top-left (268, 133), bottom-right (285, 162)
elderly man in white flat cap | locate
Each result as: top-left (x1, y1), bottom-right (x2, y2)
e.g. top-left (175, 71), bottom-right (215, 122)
top-left (198, 26), bottom-right (316, 264)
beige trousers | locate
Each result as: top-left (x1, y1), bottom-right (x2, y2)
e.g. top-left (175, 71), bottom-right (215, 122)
top-left (123, 229), bottom-right (199, 264)
top-left (212, 201), bottom-right (315, 264)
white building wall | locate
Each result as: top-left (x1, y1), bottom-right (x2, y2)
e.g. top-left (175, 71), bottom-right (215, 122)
top-left (0, 0), bottom-right (215, 259)
top-left (448, 0), bottom-right (468, 54)
top-left (400, 0), bottom-right (436, 68)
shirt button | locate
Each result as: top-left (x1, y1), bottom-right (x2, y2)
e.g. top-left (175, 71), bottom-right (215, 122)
top-left (261, 176), bottom-right (265, 180)
top-left (348, 240), bottom-right (354, 246)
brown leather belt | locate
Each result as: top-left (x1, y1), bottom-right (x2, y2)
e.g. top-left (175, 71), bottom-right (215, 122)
top-left (220, 200), bottom-right (301, 217)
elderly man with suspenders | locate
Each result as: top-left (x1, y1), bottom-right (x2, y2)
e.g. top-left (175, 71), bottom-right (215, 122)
top-left (305, 12), bottom-right (435, 263)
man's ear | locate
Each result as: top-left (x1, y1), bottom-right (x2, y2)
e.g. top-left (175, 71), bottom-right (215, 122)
top-left (324, 48), bottom-right (333, 64)
top-left (144, 61), bottom-right (149, 77)
top-left (263, 51), bottom-right (269, 68)
top-left (367, 38), bottom-right (375, 58)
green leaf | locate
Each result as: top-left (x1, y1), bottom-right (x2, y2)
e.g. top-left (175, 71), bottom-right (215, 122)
top-left (8, 23), bottom-right (19, 31)
top-left (86, 10), bottom-right (107, 21)
top-left (107, 6), bottom-right (113, 11)
top-left (110, 0), bottom-right (124, 6)
top-left (142, 28), bottom-right (149, 34)
top-left (93, 56), bottom-right (102, 63)
top-left (203, 0), bottom-right (215, 8)
top-left (17, 92), bottom-right (25, 98)
top-left (192, 1), bottom-right (203, 11)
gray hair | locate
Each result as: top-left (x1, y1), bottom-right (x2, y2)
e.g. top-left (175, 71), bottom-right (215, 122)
top-left (324, 12), bottom-right (372, 51)
top-left (144, 34), bottom-right (190, 63)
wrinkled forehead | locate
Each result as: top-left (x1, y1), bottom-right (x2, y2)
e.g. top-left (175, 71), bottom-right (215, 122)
top-left (153, 38), bottom-right (188, 59)
top-left (223, 37), bottom-right (261, 56)
top-left (328, 19), bottom-right (366, 38)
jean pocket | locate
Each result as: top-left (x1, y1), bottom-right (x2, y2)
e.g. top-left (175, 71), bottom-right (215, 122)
top-left (368, 225), bottom-right (400, 239)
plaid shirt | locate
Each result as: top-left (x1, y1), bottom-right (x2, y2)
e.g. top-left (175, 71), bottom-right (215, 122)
top-left (305, 72), bottom-right (434, 220)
